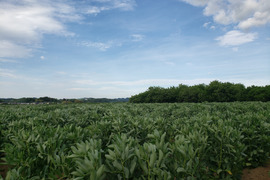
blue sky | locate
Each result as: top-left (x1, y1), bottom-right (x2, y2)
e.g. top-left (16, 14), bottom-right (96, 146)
top-left (0, 0), bottom-right (270, 98)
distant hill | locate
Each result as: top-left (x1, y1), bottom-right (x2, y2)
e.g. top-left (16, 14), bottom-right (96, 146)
top-left (0, 97), bottom-right (129, 104)
top-left (78, 98), bottom-right (129, 103)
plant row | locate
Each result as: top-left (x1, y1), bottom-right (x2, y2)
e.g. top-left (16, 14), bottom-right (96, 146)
top-left (0, 102), bottom-right (269, 179)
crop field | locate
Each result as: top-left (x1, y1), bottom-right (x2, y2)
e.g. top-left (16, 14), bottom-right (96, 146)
top-left (0, 102), bottom-right (270, 180)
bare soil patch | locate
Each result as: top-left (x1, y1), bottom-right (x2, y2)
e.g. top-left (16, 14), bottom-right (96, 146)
top-left (0, 160), bottom-right (10, 179)
top-left (242, 160), bottom-right (270, 180)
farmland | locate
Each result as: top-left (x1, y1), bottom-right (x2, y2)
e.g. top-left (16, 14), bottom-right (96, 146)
top-left (0, 102), bottom-right (270, 179)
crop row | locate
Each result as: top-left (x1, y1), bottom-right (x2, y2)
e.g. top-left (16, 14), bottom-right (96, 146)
top-left (0, 102), bottom-right (269, 179)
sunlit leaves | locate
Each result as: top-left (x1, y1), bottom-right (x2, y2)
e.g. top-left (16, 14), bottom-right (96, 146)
top-left (0, 102), bottom-right (269, 179)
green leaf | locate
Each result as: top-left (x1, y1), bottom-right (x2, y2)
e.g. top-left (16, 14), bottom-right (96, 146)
top-left (124, 167), bottom-right (129, 178)
top-left (97, 165), bottom-right (105, 178)
top-left (105, 154), bottom-right (114, 161)
top-left (130, 157), bottom-right (137, 174)
top-left (149, 152), bottom-right (156, 168)
top-left (113, 160), bottom-right (122, 171)
top-left (160, 132), bottom-right (166, 146)
top-left (217, 169), bottom-right (222, 174)
top-left (72, 170), bottom-right (84, 177)
top-left (246, 163), bottom-right (252, 166)
top-left (135, 148), bottom-right (140, 158)
top-left (157, 150), bottom-right (163, 167)
top-left (177, 167), bottom-right (186, 173)
top-left (141, 162), bottom-right (148, 173)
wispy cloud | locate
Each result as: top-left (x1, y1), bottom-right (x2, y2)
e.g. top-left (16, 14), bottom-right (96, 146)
top-left (86, 6), bottom-right (109, 15)
top-left (0, 0), bottom-right (136, 58)
top-left (203, 22), bottom-right (216, 30)
top-left (0, 0), bottom-right (79, 58)
top-left (210, 26), bottom-right (216, 30)
top-left (232, 47), bottom-right (239, 52)
top-left (0, 58), bottom-right (18, 63)
top-left (73, 78), bottom-right (270, 97)
top-left (216, 30), bottom-right (257, 46)
top-left (180, 0), bottom-right (208, 7)
top-left (112, 0), bottom-right (136, 10)
top-left (56, 71), bottom-right (67, 75)
top-left (75, 78), bottom-right (216, 87)
top-left (85, 0), bottom-right (136, 15)
top-left (0, 41), bottom-right (32, 58)
top-left (203, 22), bottom-right (211, 28)
top-left (131, 34), bottom-right (144, 42)
top-left (0, 68), bottom-right (18, 78)
top-left (78, 41), bottom-right (115, 51)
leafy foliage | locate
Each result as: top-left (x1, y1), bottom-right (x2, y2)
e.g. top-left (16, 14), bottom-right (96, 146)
top-left (129, 81), bottom-right (270, 103)
top-left (0, 102), bottom-right (269, 179)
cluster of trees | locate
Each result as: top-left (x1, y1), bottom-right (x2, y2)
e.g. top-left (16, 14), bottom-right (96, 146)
top-left (0, 97), bottom-right (58, 104)
top-left (0, 97), bottom-right (129, 104)
top-left (129, 80), bottom-right (270, 103)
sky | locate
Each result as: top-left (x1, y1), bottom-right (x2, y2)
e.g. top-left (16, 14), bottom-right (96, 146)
top-left (0, 0), bottom-right (270, 98)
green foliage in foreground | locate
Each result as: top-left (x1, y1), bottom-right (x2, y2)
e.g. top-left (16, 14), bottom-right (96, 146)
top-left (0, 102), bottom-right (270, 179)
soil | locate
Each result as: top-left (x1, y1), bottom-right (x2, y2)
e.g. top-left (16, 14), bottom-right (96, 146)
top-left (0, 161), bottom-right (10, 179)
top-left (242, 160), bottom-right (270, 180)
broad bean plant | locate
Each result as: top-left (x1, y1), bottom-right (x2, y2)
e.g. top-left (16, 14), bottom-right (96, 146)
top-left (0, 102), bottom-right (269, 179)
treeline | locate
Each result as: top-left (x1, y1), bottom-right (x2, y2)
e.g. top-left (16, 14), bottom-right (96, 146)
top-left (79, 98), bottom-right (129, 103)
top-left (0, 97), bottom-right (129, 104)
top-left (0, 97), bottom-right (58, 104)
top-left (129, 80), bottom-right (270, 103)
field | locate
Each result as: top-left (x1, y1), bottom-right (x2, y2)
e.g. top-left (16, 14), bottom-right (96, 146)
top-left (0, 102), bottom-right (270, 179)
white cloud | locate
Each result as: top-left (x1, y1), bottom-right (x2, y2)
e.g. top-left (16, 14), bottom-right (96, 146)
top-left (238, 11), bottom-right (270, 29)
top-left (112, 0), bottom-right (136, 10)
top-left (85, 0), bottom-right (136, 15)
top-left (79, 41), bottom-right (114, 51)
top-left (0, 59), bottom-right (18, 63)
top-left (0, 1), bottom-right (77, 42)
top-left (216, 30), bottom-right (257, 46)
top-left (181, 0), bottom-right (270, 47)
top-left (86, 6), bottom-right (108, 15)
top-left (181, 0), bottom-right (270, 30)
top-left (210, 26), bottom-right (216, 30)
top-left (75, 78), bottom-right (215, 87)
top-left (0, 41), bottom-right (31, 58)
top-left (67, 77), bottom-right (270, 98)
top-left (68, 88), bottom-right (94, 91)
top-left (40, 56), bottom-right (45, 60)
top-left (232, 47), bottom-right (239, 52)
top-left (181, 0), bottom-right (209, 7)
top-left (0, 0), bottom-right (79, 58)
top-left (0, 68), bottom-right (18, 78)
top-left (131, 34), bottom-right (144, 42)
top-left (74, 78), bottom-right (270, 92)
top-left (203, 22), bottom-right (211, 28)
top-left (163, 61), bottom-right (175, 66)
top-left (203, 22), bottom-right (216, 30)
top-left (0, 0), bottom-right (136, 58)
top-left (56, 71), bottom-right (67, 75)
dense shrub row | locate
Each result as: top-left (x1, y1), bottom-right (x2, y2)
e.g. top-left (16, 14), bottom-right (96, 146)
top-left (129, 80), bottom-right (270, 103)
top-left (0, 102), bottom-right (269, 179)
